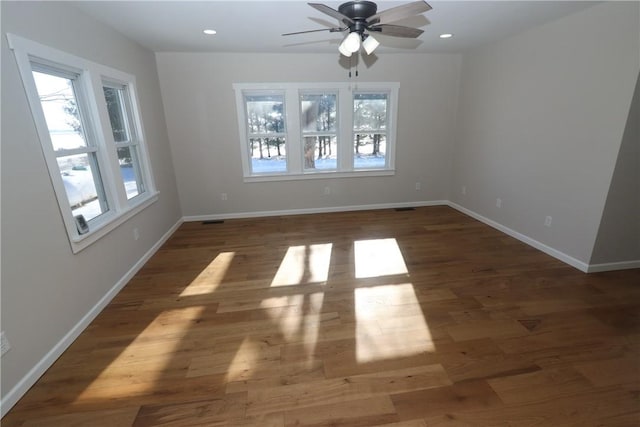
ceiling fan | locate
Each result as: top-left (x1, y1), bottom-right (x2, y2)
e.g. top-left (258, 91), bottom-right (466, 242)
top-left (283, 1), bottom-right (432, 57)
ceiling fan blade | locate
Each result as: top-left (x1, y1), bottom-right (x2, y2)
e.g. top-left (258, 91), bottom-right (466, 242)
top-left (367, 1), bottom-right (432, 25)
top-left (308, 3), bottom-right (354, 26)
top-left (369, 24), bottom-right (424, 38)
top-left (282, 27), bottom-right (345, 36)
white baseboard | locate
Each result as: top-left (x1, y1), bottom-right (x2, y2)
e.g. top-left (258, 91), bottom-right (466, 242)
top-left (0, 218), bottom-right (183, 417)
top-left (446, 202), bottom-right (590, 273)
top-left (183, 200), bottom-right (448, 222)
top-left (587, 260), bottom-right (640, 273)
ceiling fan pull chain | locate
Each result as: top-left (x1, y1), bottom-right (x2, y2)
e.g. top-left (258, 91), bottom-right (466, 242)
top-left (356, 54), bottom-right (360, 78)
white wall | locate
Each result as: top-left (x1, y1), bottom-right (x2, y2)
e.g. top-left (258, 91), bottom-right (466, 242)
top-left (450, 1), bottom-right (639, 264)
top-left (1, 1), bottom-right (181, 410)
top-left (156, 52), bottom-right (462, 216)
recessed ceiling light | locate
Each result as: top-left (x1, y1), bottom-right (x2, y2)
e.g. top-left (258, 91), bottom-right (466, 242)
top-left (203, 29), bottom-right (217, 35)
top-left (439, 33), bottom-right (453, 39)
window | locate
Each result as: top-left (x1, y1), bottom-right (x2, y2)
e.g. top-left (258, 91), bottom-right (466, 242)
top-left (31, 67), bottom-right (109, 222)
top-left (353, 93), bottom-right (388, 170)
top-left (244, 93), bottom-right (287, 174)
top-left (234, 82), bottom-right (398, 181)
top-left (301, 93), bottom-right (338, 172)
top-left (8, 34), bottom-right (158, 253)
top-left (103, 82), bottom-right (145, 199)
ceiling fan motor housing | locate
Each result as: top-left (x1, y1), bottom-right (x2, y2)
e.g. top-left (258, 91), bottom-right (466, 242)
top-left (339, 1), bottom-right (378, 33)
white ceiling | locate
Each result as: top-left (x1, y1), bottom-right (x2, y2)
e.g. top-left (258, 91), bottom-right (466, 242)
top-left (75, 1), bottom-right (598, 54)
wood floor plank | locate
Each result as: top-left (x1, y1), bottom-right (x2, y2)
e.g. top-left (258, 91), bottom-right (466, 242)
top-left (246, 364), bottom-right (451, 416)
top-left (422, 385), bottom-right (639, 427)
top-left (283, 395), bottom-right (397, 427)
top-left (132, 393), bottom-right (247, 427)
top-left (13, 407), bottom-right (140, 427)
top-left (487, 366), bottom-right (593, 404)
top-left (573, 356), bottom-right (640, 388)
top-left (390, 379), bottom-right (503, 420)
top-left (370, 420), bottom-right (428, 427)
top-left (3, 207), bottom-right (639, 426)
top-left (446, 318), bottom-right (530, 342)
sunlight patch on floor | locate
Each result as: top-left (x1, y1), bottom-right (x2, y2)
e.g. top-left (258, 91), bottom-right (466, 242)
top-left (271, 244), bottom-right (332, 287)
top-left (225, 338), bottom-right (278, 382)
top-left (354, 238), bottom-right (408, 279)
top-left (355, 283), bottom-right (434, 363)
top-left (179, 252), bottom-right (235, 296)
top-left (261, 292), bottom-right (325, 367)
top-left (75, 306), bottom-right (206, 402)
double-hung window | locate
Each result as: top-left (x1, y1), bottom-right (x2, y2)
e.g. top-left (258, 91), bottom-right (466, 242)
top-left (353, 92), bottom-right (389, 170)
top-left (103, 82), bottom-right (145, 199)
top-left (300, 92), bottom-right (338, 172)
top-left (234, 82), bottom-right (398, 182)
top-left (31, 66), bottom-right (110, 222)
top-left (244, 93), bottom-right (287, 174)
top-left (8, 34), bottom-right (158, 253)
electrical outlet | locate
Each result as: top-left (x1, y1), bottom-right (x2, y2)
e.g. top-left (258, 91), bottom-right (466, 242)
top-left (496, 198), bottom-right (502, 209)
top-left (221, 193), bottom-right (228, 201)
top-left (133, 227), bottom-right (140, 241)
top-left (461, 186), bottom-right (466, 195)
top-left (1, 332), bottom-right (11, 357)
top-left (324, 186), bottom-right (330, 195)
top-left (544, 216), bottom-right (552, 227)
top-left (415, 182), bottom-right (421, 191)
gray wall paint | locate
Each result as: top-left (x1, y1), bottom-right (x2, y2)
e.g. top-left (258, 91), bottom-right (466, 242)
top-left (450, 2), bottom-right (639, 263)
top-left (591, 72), bottom-right (640, 264)
top-left (1, 1), bottom-right (181, 398)
top-left (155, 52), bottom-right (462, 216)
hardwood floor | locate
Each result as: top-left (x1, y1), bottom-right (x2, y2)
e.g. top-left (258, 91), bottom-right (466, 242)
top-left (4, 206), bottom-right (639, 426)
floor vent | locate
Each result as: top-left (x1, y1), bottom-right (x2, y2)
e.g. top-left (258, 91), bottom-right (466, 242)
top-left (395, 207), bottom-right (416, 212)
top-left (202, 220), bottom-right (225, 225)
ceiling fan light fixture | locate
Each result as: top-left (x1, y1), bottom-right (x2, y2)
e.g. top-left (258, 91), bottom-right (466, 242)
top-left (362, 34), bottom-right (380, 54)
top-left (338, 40), bottom-right (353, 57)
top-left (343, 31), bottom-right (361, 53)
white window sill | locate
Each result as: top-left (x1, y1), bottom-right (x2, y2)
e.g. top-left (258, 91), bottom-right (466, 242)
top-left (70, 191), bottom-right (159, 253)
top-left (243, 169), bottom-right (395, 183)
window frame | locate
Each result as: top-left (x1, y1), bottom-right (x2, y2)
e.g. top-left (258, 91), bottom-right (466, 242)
top-left (8, 33), bottom-right (158, 253)
top-left (233, 82), bottom-right (399, 182)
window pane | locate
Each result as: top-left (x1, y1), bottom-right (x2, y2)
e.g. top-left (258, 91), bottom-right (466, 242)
top-left (354, 133), bottom-right (386, 169)
top-left (246, 95), bottom-right (285, 135)
top-left (57, 153), bottom-right (107, 221)
top-left (353, 93), bottom-right (388, 132)
top-left (304, 136), bottom-right (337, 171)
top-left (250, 138), bottom-right (287, 174)
top-left (32, 71), bottom-right (88, 151)
top-left (103, 86), bottom-right (130, 143)
top-left (117, 146), bottom-right (143, 199)
top-left (301, 94), bottom-right (337, 133)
